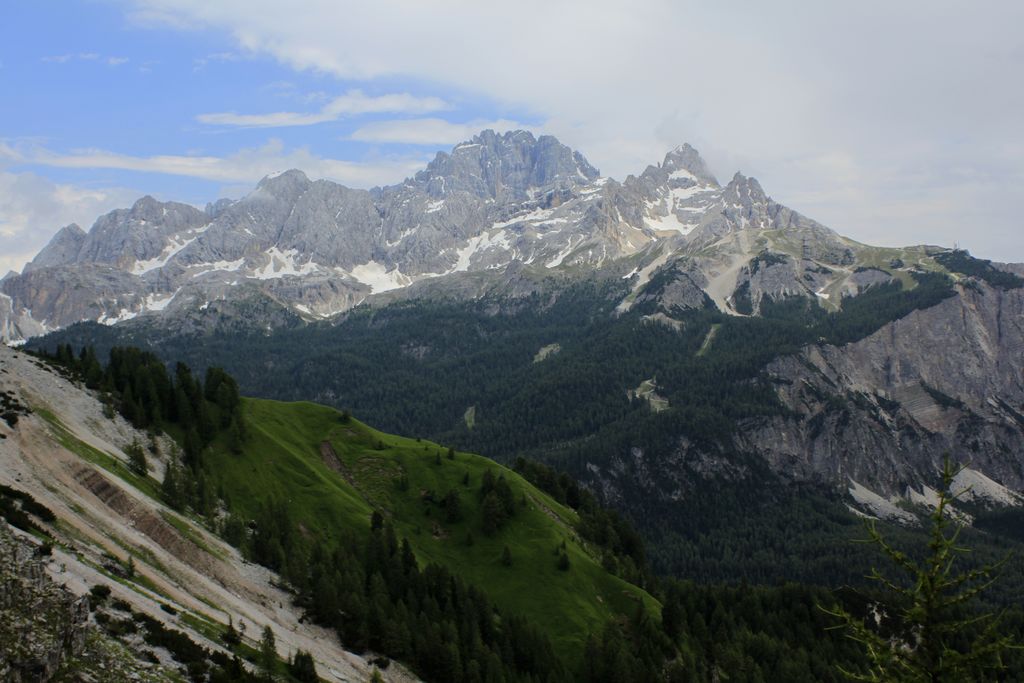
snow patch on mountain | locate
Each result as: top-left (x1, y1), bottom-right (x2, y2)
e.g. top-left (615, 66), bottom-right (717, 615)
top-left (492, 207), bottom-right (556, 230)
top-left (144, 291), bottom-right (178, 312)
top-left (545, 237), bottom-right (582, 268)
top-left (131, 224), bottom-right (211, 275)
top-left (252, 247), bottom-right (323, 280)
top-left (98, 308), bottom-right (139, 326)
top-left (645, 210), bottom-right (699, 236)
top-left (348, 261), bottom-right (413, 293)
top-left (451, 229), bottom-right (512, 272)
top-left (189, 258), bottom-right (246, 277)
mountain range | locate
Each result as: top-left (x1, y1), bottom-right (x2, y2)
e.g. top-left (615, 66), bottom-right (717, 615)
top-left (9, 129), bottom-right (1024, 547)
top-left (3, 130), bottom-right (900, 340)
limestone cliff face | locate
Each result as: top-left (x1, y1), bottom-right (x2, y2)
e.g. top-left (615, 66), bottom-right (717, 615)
top-left (737, 280), bottom-right (1024, 496)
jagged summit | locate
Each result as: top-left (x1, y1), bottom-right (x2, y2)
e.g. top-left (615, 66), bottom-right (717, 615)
top-left (253, 168), bottom-right (314, 198)
top-left (724, 172), bottom-right (768, 204)
top-left (57, 222), bottom-right (85, 237)
top-left (413, 129), bottom-right (599, 201)
top-left (0, 129), bottom-right (987, 342)
top-left (661, 143), bottom-right (719, 186)
top-left (24, 224), bottom-right (86, 273)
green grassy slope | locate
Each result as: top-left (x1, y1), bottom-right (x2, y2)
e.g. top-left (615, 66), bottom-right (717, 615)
top-left (207, 397), bottom-right (658, 663)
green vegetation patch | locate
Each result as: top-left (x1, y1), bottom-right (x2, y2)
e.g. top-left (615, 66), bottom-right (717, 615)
top-left (34, 406), bottom-right (163, 502)
top-left (934, 249), bottom-right (1024, 289)
top-left (205, 398), bottom-right (658, 665)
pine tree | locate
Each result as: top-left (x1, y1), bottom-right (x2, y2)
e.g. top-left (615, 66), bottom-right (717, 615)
top-left (161, 458), bottom-right (183, 511)
top-left (223, 616), bottom-right (241, 646)
top-left (826, 457), bottom-right (1020, 682)
top-left (259, 625), bottom-right (277, 680)
top-left (288, 650), bottom-right (318, 683)
top-left (501, 545), bottom-right (512, 567)
top-left (443, 490), bottom-right (462, 523)
top-left (481, 491), bottom-right (505, 536)
top-left (126, 438), bottom-right (148, 476)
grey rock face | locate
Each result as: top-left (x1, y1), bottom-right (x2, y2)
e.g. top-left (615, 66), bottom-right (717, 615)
top-left (729, 253), bottom-right (808, 314)
top-left (662, 144), bottom-right (719, 186)
top-left (0, 292), bottom-right (46, 342)
top-left (2, 265), bottom-right (149, 332)
top-left (0, 523), bottom-right (90, 682)
top-left (739, 280), bottom-right (1024, 495)
top-left (23, 224), bottom-right (85, 273)
top-left (631, 263), bottom-right (714, 314)
top-left (412, 130), bottom-right (599, 202)
top-left (74, 196), bottom-right (208, 269)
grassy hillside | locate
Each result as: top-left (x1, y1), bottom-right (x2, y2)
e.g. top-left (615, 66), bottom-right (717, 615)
top-left (206, 397), bottom-right (659, 664)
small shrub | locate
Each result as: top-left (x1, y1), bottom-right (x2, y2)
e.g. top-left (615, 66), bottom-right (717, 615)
top-left (557, 552), bottom-right (571, 571)
top-left (90, 584), bottom-right (112, 601)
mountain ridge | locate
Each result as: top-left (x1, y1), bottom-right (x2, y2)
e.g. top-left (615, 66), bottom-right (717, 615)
top-left (3, 129), bottom-right (988, 343)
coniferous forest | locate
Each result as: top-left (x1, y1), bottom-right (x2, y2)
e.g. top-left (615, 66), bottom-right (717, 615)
top-left (29, 341), bottom-right (1024, 681)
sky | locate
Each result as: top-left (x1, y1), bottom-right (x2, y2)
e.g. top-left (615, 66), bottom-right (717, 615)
top-left (1, 0), bottom-right (1022, 273)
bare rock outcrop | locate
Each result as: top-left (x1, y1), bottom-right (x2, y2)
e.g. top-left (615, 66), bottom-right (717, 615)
top-left (0, 523), bottom-right (90, 682)
top-left (738, 279), bottom-right (1024, 495)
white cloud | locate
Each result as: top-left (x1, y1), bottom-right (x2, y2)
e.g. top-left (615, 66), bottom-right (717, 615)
top-left (0, 172), bottom-right (139, 274)
top-left (42, 53), bottom-right (129, 66)
top-left (2, 138), bottom-right (428, 188)
top-left (350, 118), bottom-right (533, 145)
top-left (119, 0), bottom-right (1024, 260)
top-left (196, 89), bottom-right (451, 128)
top-left (193, 51), bottom-right (243, 70)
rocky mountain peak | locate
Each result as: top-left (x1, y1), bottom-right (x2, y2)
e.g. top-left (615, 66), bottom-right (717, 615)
top-left (205, 197), bottom-right (236, 219)
top-left (661, 143), bottom-right (718, 186)
top-left (24, 223), bottom-right (86, 273)
top-left (253, 169), bottom-right (313, 199)
top-left (415, 129), bottom-right (599, 201)
top-left (58, 222), bottom-right (85, 237)
top-left (724, 172), bottom-right (768, 206)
